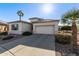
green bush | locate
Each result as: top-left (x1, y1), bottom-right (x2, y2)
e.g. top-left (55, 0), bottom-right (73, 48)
top-left (60, 26), bottom-right (71, 31)
top-left (55, 33), bottom-right (72, 44)
top-left (22, 31), bottom-right (32, 36)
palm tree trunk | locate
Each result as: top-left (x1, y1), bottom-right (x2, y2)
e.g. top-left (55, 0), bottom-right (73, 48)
top-left (71, 21), bottom-right (78, 55)
top-left (20, 16), bottom-right (21, 21)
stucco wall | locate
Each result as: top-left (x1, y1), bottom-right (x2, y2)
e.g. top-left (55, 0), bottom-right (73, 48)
top-left (22, 23), bottom-right (31, 32)
top-left (8, 22), bottom-right (31, 34)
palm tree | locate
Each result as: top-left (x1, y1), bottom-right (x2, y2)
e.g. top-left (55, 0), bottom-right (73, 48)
top-left (61, 9), bottom-right (79, 55)
top-left (17, 10), bottom-right (24, 21)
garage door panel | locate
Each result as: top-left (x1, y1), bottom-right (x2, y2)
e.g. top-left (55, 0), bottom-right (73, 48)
top-left (35, 26), bottom-right (54, 34)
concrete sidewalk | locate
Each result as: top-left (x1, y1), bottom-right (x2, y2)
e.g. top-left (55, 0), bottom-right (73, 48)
top-left (0, 45), bottom-right (55, 56)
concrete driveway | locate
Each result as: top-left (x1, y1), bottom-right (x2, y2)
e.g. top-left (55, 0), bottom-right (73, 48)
top-left (0, 34), bottom-right (55, 56)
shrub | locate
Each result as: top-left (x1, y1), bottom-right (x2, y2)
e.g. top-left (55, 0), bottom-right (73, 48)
top-left (22, 31), bottom-right (32, 36)
top-left (2, 35), bottom-right (14, 40)
top-left (55, 33), bottom-right (72, 44)
top-left (60, 26), bottom-right (71, 31)
top-left (0, 32), bottom-right (8, 35)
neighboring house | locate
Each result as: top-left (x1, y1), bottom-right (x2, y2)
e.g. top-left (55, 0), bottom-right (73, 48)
top-left (0, 22), bottom-right (8, 32)
top-left (58, 20), bottom-right (79, 31)
top-left (58, 20), bottom-right (79, 27)
top-left (58, 20), bottom-right (71, 27)
top-left (8, 20), bottom-right (32, 34)
top-left (30, 17), bottom-right (59, 34)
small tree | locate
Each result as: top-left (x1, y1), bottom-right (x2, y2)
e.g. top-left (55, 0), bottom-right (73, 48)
top-left (61, 9), bottom-right (79, 55)
top-left (17, 10), bottom-right (24, 21)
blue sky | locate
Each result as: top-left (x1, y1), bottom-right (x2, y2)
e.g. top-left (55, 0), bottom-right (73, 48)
top-left (0, 3), bottom-right (79, 22)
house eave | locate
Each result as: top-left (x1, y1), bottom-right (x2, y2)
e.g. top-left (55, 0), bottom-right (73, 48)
top-left (8, 20), bottom-right (32, 24)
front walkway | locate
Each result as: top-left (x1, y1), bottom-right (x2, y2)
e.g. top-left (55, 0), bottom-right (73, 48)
top-left (0, 34), bottom-right (55, 56)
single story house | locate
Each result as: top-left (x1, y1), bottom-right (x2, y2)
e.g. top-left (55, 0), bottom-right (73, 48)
top-left (6, 17), bottom-right (59, 35)
top-left (8, 20), bottom-right (32, 34)
top-left (29, 17), bottom-right (59, 34)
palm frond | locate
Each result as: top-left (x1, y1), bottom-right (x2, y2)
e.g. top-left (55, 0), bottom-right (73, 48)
top-left (17, 10), bottom-right (24, 17)
top-left (61, 8), bottom-right (79, 23)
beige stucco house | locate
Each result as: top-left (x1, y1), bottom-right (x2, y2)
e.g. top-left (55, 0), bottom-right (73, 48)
top-left (8, 20), bottom-right (32, 34)
top-left (30, 17), bottom-right (59, 34)
top-left (0, 22), bottom-right (8, 32)
top-left (7, 17), bottom-right (59, 35)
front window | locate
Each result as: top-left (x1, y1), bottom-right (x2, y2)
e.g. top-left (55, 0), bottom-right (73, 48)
top-left (11, 24), bottom-right (18, 30)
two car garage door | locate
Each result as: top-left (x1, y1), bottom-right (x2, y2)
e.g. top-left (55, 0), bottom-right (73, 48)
top-left (35, 25), bottom-right (55, 34)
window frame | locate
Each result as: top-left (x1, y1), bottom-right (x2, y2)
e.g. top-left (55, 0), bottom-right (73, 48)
top-left (11, 24), bottom-right (19, 30)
